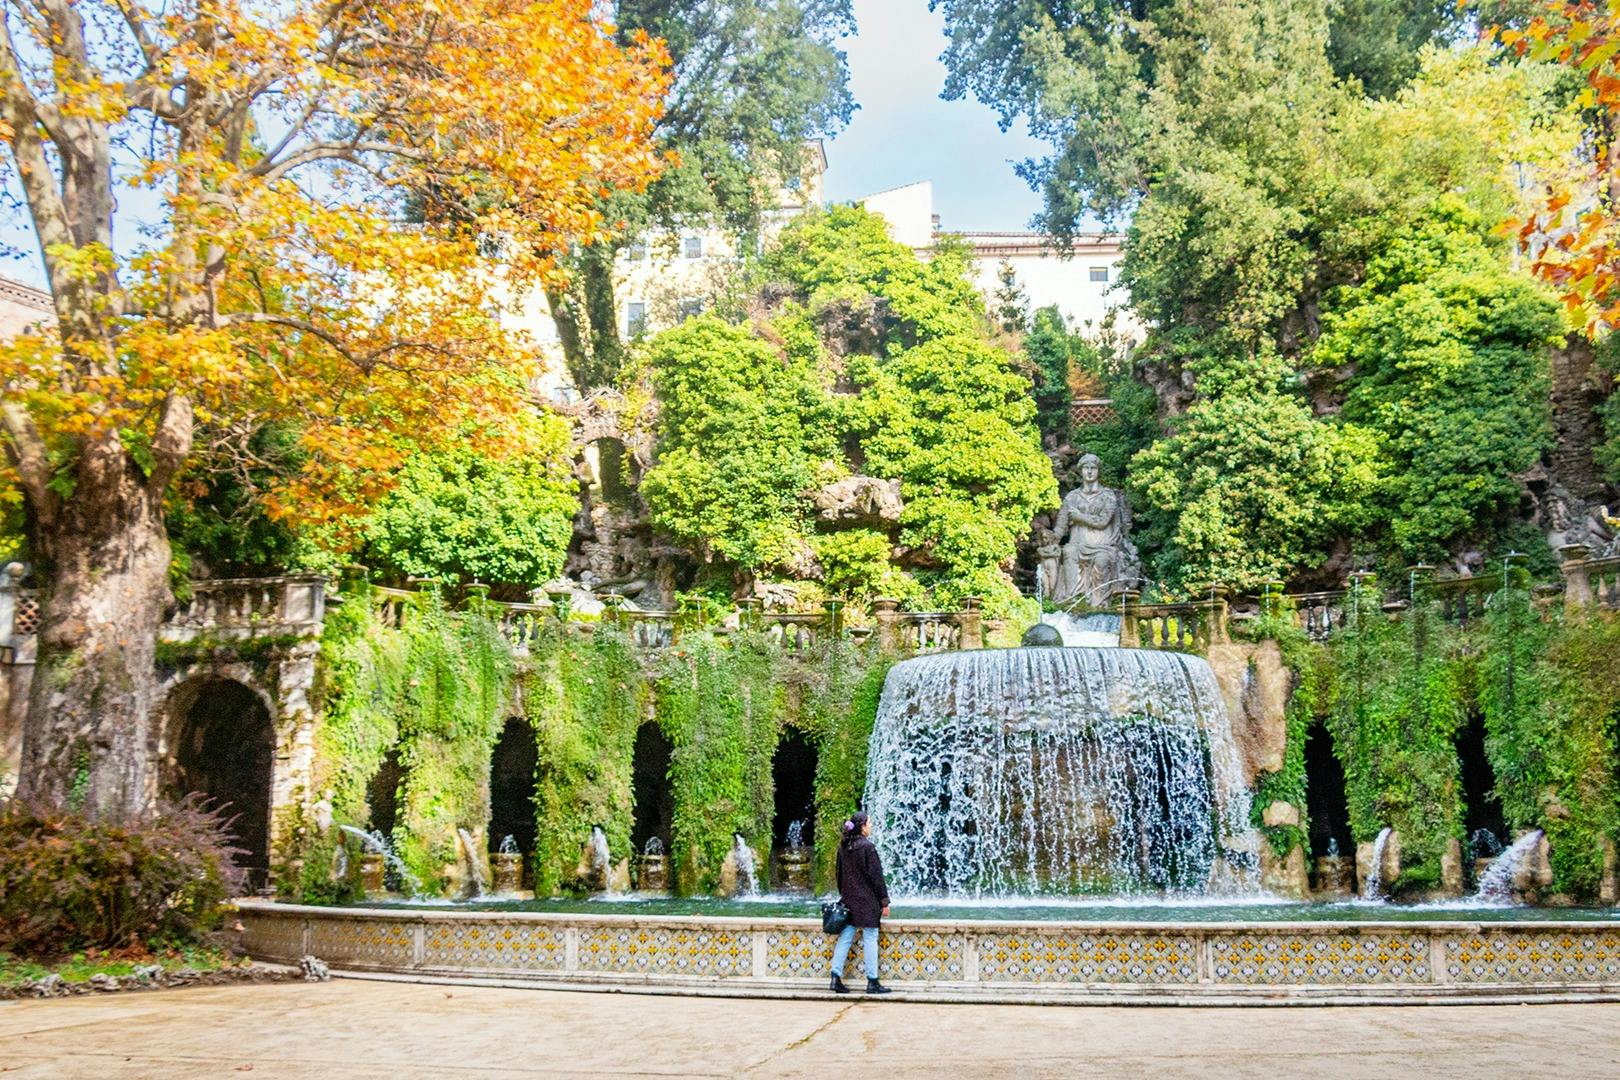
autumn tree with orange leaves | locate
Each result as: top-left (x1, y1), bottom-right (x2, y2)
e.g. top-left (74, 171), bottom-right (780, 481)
top-left (0, 0), bottom-right (668, 814)
top-left (1501, 1), bottom-right (1620, 335)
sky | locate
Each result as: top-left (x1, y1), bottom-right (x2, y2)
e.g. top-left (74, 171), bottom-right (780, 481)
top-left (822, 0), bottom-right (1049, 232)
top-left (0, 0), bottom-right (1050, 288)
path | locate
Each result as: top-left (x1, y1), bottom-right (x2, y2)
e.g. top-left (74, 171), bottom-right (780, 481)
top-left (3, 980), bottom-right (1619, 1078)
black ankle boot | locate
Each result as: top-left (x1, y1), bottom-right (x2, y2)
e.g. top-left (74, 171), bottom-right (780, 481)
top-left (830, 974), bottom-right (850, 994)
top-left (865, 977), bottom-right (892, 995)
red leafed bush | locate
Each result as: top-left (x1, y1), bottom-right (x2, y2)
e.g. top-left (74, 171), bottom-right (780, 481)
top-left (0, 796), bottom-right (243, 959)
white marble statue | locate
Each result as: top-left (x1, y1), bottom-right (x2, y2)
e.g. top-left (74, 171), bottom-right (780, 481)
top-left (1051, 454), bottom-right (1140, 607)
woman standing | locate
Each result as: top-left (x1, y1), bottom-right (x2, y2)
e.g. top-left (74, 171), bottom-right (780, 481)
top-left (830, 811), bottom-right (892, 995)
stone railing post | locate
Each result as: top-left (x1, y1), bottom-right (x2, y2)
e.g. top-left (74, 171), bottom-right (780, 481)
top-left (281, 573), bottom-right (327, 637)
top-left (1208, 586), bottom-right (1230, 646)
top-left (1560, 544), bottom-right (1593, 612)
top-left (956, 596), bottom-right (983, 651)
top-left (1118, 590), bottom-right (1140, 648)
top-left (871, 598), bottom-right (903, 654)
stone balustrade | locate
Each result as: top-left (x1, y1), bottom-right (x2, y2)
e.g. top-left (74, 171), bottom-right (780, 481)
top-left (163, 574), bottom-right (327, 642)
top-left (1119, 593), bottom-right (1229, 652)
top-left (7, 546), bottom-right (1620, 667)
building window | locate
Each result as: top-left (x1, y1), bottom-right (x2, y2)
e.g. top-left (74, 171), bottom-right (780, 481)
top-left (626, 241), bottom-right (647, 262)
top-left (677, 297), bottom-right (703, 320)
top-left (626, 301), bottom-right (647, 335)
top-left (682, 235), bottom-right (703, 259)
top-left (1089, 266), bottom-right (1109, 283)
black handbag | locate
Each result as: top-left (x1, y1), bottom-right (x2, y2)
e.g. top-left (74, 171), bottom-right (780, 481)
top-left (821, 899), bottom-right (850, 935)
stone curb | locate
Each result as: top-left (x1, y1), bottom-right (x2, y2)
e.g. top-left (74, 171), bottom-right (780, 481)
top-left (326, 966), bottom-right (1620, 1008)
top-left (0, 961), bottom-right (302, 1002)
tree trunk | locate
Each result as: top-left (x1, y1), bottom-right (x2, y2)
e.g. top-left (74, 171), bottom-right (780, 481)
top-left (15, 442), bottom-right (173, 816)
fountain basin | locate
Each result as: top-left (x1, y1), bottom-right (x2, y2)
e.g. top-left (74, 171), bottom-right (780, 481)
top-left (237, 899), bottom-right (1620, 1004)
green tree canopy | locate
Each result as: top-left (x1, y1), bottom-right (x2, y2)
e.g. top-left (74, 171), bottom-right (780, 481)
top-left (641, 207), bottom-right (1056, 608)
top-left (1314, 206), bottom-right (1564, 560)
top-left (360, 416), bottom-right (580, 589)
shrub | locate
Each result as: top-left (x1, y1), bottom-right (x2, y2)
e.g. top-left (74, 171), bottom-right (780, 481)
top-left (0, 797), bottom-right (242, 959)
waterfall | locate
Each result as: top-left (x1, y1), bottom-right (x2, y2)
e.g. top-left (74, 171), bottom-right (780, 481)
top-left (497, 834), bottom-right (520, 856)
top-left (1474, 830), bottom-right (1543, 904)
top-left (863, 646), bottom-right (1260, 897)
top-left (1363, 827), bottom-right (1393, 901)
top-left (457, 828), bottom-right (487, 898)
top-left (732, 834), bottom-right (760, 895)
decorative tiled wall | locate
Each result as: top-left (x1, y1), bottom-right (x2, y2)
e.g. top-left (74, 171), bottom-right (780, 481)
top-left (237, 905), bottom-right (1620, 997)
top-left (305, 917), bottom-right (415, 969)
top-left (1209, 932), bottom-right (1430, 985)
top-left (1444, 930), bottom-right (1620, 984)
top-left (978, 930), bottom-right (1198, 984)
top-left (576, 925), bottom-right (752, 978)
top-left (421, 920), bottom-right (566, 973)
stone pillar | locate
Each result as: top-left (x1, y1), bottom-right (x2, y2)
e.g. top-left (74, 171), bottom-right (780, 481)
top-left (957, 596), bottom-right (983, 651)
top-left (1599, 837), bottom-right (1617, 906)
top-left (1117, 591), bottom-right (1141, 648)
top-left (872, 598), bottom-right (903, 654)
top-left (1560, 543), bottom-right (1593, 611)
top-left (281, 573), bottom-right (328, 636)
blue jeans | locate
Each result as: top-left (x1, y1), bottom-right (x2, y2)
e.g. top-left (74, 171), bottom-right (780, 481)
top-left (831, 924), bottom-right (879, 980)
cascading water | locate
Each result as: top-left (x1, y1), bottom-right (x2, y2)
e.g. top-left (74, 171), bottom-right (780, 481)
top-left (863, 646), bottom-right (1260, 897)
top-left (588, 825), bottom-right (613, 892)
top-left (785, 819), bottom-right (807, 850)
top-left (1042, 612), bottom-right (1122, 648)
top-left (732, 834), bottom-right (760, 895)
top-left (457, 828), bottom-right (488, 898)
top-left (338, 825), bottom-right (423, 897)
top-left (1473, 830), bottom-right (1544, 904)
top-left (498, 834), bottom-right (520, 856)
top-left (1362, 827), bottom-right (1393, 901)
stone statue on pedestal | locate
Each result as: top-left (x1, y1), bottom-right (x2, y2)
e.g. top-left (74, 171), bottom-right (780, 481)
top-left (1050, 453), bottom-right (1139, 607)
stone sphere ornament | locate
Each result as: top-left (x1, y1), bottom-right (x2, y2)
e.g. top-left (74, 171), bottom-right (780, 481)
top-left (1021, 622), bottom-right (1064, 648)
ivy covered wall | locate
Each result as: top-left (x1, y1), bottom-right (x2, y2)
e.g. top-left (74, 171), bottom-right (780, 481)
top-left (287, 602), bottom-right (892, 900)
top-left (286, 586), bottom-right (1619, 904)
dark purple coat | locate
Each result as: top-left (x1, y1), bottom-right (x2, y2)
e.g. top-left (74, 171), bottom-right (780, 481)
top-left (835, 836), bottom-right (890, 928)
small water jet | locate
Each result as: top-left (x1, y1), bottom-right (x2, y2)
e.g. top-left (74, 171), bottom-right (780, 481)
top-left (864, 646), bottom-right (1259, 897)
top-left (1474, 830), bottom-right (1545, 904)
top-left (338, 825), bottom-right (422, 897)
top-left (1362, 827), bottom-right (1394, 901)
top-left (638, 835), bottom-right (669, 892)
top-left (490, 834), bottom-right (523, 896)
top-left (777, 819), bottom-right (812, 893)
top-left (585, 825), bottom-right (615, 893)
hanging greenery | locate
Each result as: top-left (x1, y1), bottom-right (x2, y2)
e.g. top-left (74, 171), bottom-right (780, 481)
top-left (281, 582), bottom-right (404, 903)
top-left (522, 626), bottom-right (647, 896)
top-left (1327, 580), bottom-right (1466, 893)
top-left (1479, 587), bottom-right (1620, 898)
top-left (390, 592), bottom-right (514, 892)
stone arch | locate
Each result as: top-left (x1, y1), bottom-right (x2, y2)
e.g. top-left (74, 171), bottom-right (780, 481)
top-left (771, 727), bottom-right (817, 851)
top-left (630, 722), bottom-right (674, 861)
top-left (488, 717), bottom-right (538, 875)
top-left (160, 676), bottom-right (276, 891)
